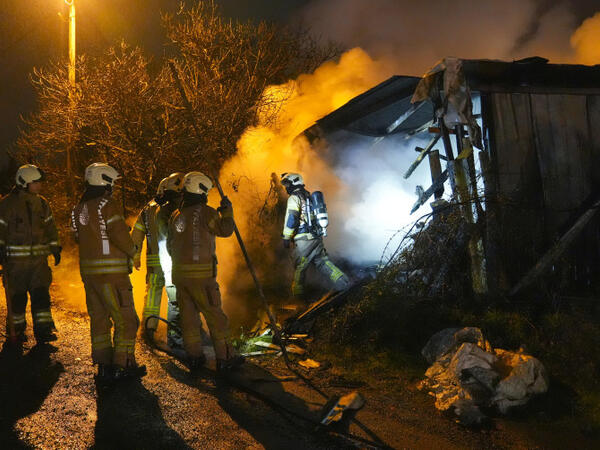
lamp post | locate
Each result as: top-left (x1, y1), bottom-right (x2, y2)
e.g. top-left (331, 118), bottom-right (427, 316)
top-left (67, 0), bottom-right (76, 87)
top-left (65, 0), bottom-right (76, 195)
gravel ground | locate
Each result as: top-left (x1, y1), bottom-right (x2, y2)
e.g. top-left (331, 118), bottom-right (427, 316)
top-left (1, 273), bottom-right (599, 449)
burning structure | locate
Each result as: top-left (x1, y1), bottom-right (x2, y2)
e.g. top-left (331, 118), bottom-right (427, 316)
top-left (299, 56), bottom-right (600, 296)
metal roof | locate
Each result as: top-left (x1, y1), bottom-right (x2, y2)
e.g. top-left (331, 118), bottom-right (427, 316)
top-left (301, 58), bottom-right (600, 142)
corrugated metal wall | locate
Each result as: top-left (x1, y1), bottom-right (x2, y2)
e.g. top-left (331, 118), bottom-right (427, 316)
top-left (487, 93), bottom-right (600, 287)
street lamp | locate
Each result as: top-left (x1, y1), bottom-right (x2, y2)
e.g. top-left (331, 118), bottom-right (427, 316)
top-left (65, 0), bottom-right (76, 87)
top-left (64, 0), bottom-right (76, 195)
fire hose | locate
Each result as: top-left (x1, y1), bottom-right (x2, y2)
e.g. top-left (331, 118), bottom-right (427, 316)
top-left (144, 315), bottom-right (389, 449)
top-left (168, 62), bottom-right (388, 449)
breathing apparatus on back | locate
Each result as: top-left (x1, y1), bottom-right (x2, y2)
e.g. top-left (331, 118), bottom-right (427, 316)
top-left (281, 172), bottom-right (329, 238)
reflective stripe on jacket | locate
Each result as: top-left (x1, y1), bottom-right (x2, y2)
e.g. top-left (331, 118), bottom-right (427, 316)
top-left (131, 200), bottom-right (161, 269)
top-left (168, 202), bottom-right (233, 280)
top-left (71, 193), bottom-right (136, 277)
top-left (0, 190), bottom-right (60, 260)
top-left (282, 190), bottom-right (316, 241)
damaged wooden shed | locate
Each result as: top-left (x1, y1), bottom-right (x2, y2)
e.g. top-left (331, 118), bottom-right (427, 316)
top-left (301, 57), bottom-right (600, 295)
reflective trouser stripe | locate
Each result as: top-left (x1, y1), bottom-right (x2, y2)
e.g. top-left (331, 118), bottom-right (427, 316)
top-left (33, 310), bottom-right (54, 324)
top-left (142, 273), bottom-right (164, 327)
top-left (11, 313), bottom-right (26, 325)
top-left (103, 284), bottom-right (130, 356)
top-left (92, 333), bottom-right (112, 350)
top-left (324, 260), bottom-right (345, 282)
top-left (115, 338), bottom-right (136, 353)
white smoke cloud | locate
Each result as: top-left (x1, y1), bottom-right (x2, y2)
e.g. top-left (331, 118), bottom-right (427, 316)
top-left (323, 133), bottom-right (433, 263)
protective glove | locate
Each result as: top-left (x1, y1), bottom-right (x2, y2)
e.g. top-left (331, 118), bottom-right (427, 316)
top-left (220, 196), bottom-right (232, 208)
top-left (51, 245), bottom-right (62, 266)
top-left (218, 196), bottom-right (233, 216)
top-left (133, 253), bottom-right (141, 270)
top-left (282, 239), bottom-right (291, 249)
top-left (0, 245), bottom-right (6, 264)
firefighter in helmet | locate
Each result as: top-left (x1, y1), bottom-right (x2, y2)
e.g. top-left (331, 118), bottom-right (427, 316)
top-left (0, 164), bottom-right (60, 344)
top-left (132, 172), bottom-right (186, 348)
top-left (71, 163), bottom-right (145, 383)
top-left (280, 172), bottom-right (350, 299)
top-left (167, 171), bottom-right (243, 372)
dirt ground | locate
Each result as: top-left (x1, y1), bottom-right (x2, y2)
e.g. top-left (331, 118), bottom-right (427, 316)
top-left (1, 271), bottom-right (600, 449)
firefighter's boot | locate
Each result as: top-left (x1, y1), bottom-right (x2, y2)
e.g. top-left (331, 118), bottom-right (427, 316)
top-left (216, 355), bottom-right (245, 373)
top-left (34, 325), bottom-right (58, 344)
top-left (187, 354), bottom-right (207, 372)
top-left (113, 362), bottom-right (147, 381)
top-left (95, 363), bottom-right (115, 386)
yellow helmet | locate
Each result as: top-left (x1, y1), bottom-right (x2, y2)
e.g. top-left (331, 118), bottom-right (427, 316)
top-left (183, 171), bottom-right (213, 195)
top-left (16, 164), bottom-right (45, 188)
top-left (84, 163), bottom-right (120, 187)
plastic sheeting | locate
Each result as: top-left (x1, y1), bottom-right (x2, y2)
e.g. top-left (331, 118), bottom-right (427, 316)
top-left (419, 327), bottom-right (549, 425)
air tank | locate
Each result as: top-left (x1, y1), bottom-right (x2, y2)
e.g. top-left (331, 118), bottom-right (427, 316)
top-left (310, 191), bottom-right (328, 236)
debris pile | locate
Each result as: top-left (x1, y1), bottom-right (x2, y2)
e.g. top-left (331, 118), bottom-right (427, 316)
top-left (419, 327), bottom-right (549, 425)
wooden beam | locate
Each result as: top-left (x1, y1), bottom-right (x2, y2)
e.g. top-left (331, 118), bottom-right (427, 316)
top-left (403, 134), bottom-right (441, 179)
top-left (428, 150), bottom-right (444, 199)
top-left (410, 170), bottom-right (448, 214)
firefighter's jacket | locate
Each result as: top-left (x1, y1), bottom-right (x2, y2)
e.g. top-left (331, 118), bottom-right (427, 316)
top-left (71, 193), bottom-right (137, 279)
top-left (131, 200), bottom-right (161, 273)
top-left (282, 189), bottom-right (317, 241)
top-left (168, 202), bottom-right (234, 281)
top-left (0, 189), bottom-right (59, 262)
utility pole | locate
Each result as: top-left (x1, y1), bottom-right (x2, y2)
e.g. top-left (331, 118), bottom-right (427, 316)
top-left (66, 0), bottom-right (76, 196)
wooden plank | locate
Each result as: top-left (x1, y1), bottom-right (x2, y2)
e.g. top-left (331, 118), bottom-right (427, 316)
top-left (403, 134), bottom-right (441, 179)
top-left (530, 94), bottom-right (592, 238)
top-left (489, 93), bottom-right (545, 284)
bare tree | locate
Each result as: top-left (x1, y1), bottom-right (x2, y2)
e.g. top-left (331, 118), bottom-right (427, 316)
top-left (14, 0), bottom-right (336, 236)
top-left (162, 0), bottom-right (337, 170)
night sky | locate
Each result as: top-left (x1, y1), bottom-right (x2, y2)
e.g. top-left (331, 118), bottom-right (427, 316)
top-left (0, 0), bottom-right (597, 153)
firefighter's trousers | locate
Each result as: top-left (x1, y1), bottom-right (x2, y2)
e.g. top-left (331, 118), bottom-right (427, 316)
top-left (141, 271), bottom-right (181, 344)
top-left (174, 277), bottom-right (233, 361)
top-left (2, 257), bottom-right (55, 337)
top-left (83, 275), bottom-right (139, 367)
top-left (291, 238), bottom-right (350, 298)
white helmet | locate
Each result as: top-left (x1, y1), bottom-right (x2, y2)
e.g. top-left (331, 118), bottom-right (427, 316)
top-left (183, 171), bottom-right (213, 195)
top-left (281, 172), bottom-right (304, 188)
top-left (84, 163), bottom-right (120, 187)
top-left (16, 164), bottom-right (45, 188)
top-left (157, 172), bottom-right (184, 196)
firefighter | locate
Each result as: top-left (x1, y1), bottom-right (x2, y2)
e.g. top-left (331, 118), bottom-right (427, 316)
top-left (71, 163), bottom-right (145, 382)
top-left (280, 172), bottom-right (350, 299)
top-left (0, 164), bottom-right (60, 344)
top-left (132, 172), bottom-right (185, 348)
top-left (167, 171), bottom-right (243, 372)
